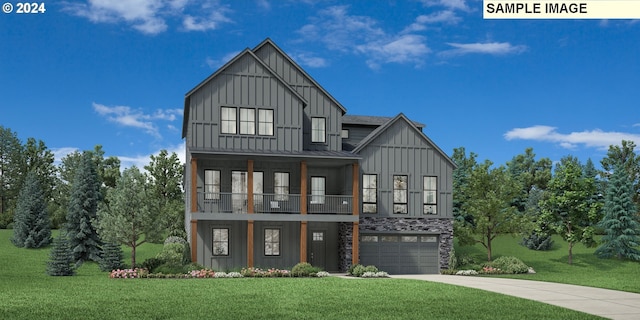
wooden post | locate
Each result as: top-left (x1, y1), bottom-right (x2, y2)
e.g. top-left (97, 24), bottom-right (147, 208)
top-left (300, 161), bottom-right (308, 263)
top-left (190, 157), bottom-right (198, 213)
top-left (248, 220), bottom-right (254, 267)
top-left (247, 160), bottom-right (254, 214)
top-left (190, 220), bottom-right (197, 262)
top-left (352, 162), bottom-right (360, 265)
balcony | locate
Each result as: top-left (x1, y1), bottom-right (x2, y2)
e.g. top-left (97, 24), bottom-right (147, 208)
top-left (196, 192), bottom-right (353, 215)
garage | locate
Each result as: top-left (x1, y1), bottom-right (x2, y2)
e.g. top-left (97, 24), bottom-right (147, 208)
top-left (359, 234), bottom-right (440, 274)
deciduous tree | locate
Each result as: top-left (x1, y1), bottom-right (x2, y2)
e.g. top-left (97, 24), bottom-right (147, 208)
top-left (144, 150), bottom-right (184, 240)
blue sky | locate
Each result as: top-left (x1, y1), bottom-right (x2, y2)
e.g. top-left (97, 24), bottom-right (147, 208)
top-left (1, 0), bottom-right (639, 170)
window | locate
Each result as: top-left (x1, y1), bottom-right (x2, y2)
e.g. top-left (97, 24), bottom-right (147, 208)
top-left (239, 108), bottom-right (255, 135)
top-left (423, 176), bottom-right (437, 214)
top-left (231, 171), bottom-right (264, 212)
top-left (312, 232), bottom-right (324, 241)
top-left (381, 236), bottom-right (398, 242)
top-left (221, 107), bottom-right (237, 134)
top-left (362, 174), bottom-right (377, 213)
top-left (311, 117), bottom-right (326, 143)
top-left (341, 129), bottom-right (349, 138)
top-left (274, 172), bottom-right (289, 201)
top-left (204, 170), bottom-right (221, 200)
top-left (311, 177), bottom-right (325, 204)
top-left (212, 228), bottom-right (229, 256)
top-left (258, 109), bottom-right (274, 136)
top-left (393, 175), bottom-right (408, 214)
top-left (361, 235), bottom-right (378, 242)
top-left (401, 236), bottom-right (418, 242)
top-left (264, 229), bottom-right (280, 256)
top-left (421, 236), bottom-right (437, 243)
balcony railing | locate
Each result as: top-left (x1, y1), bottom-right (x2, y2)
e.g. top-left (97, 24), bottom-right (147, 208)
top-left (197, 192), bottom-right (353, 215)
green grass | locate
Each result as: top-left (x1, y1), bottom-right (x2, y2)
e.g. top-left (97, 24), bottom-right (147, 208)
top-left (0, 230), bottom-right (604, 319)
top-left (455, 234), bottom-right (640, 293)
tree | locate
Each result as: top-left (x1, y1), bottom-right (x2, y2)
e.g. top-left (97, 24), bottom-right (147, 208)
top-left (451, 147), bottom-right (478, 225)
top-left (594, 164), bottom-right (640, 260)
top-left (506, 148), bottom-right (552, 213)
top-left (600, 140), bottom-right (640, 206)
top-left (0, 126), bottom-right (24, 218)
top-left (540, 156), bottom-right (600, 264)
top-left (144, 150), bottom-right (184, 240)
top-left (46, 232), bottom-right (75, 276)
top-left (11, 171), bottom-right (52, 248)
top-left (22, 138), bottom-right (56, 201)
top-left (97, 166), bottom-right (156, 268)
top-left (99, 242), bottom-right (125, 271)
top-left (66, 152), bottom-right (102, 266)
top-left (456, 160), bottom-right (526, 261)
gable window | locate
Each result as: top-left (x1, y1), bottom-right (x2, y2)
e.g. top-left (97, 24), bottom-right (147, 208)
top-left (204, 170), bottom-right (221, 200)
top-left (239, 108), bottom-right (255, 135)
top-left (393, 175), bottom-right (408, 214)
top-left (212, 228), bottom-right (229, 256)
top-left (362, 174), bottom-right (377, 213)
top-left (264, 228), bottom-right (280, 256)
top-left (258, 109), bottom-right (274, 136)
top-left (311, 117), bottom-right (326, 143)
top-left (311, 177), bottom-right (325, 204)
top-left (221, 107), bottom-right (237, 134)
top-left (423, 176), bottom-right (437, 215)
top-left (274, 172), bottom-right (289, 201)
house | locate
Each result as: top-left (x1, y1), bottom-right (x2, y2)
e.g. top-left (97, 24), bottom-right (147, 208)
top-left (182, 38), bottom-right (455, 274)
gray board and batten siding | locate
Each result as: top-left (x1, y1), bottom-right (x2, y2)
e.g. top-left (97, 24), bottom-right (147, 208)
top-left (353, 114), bottom-right (455, 219)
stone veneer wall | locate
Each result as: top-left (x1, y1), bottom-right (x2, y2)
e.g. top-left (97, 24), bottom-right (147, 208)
top-left (338, 222), bottom-right (353, 272)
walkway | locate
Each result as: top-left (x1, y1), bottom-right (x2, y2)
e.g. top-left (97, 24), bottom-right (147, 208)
top-left (390, 275), bottom-right (640, 320)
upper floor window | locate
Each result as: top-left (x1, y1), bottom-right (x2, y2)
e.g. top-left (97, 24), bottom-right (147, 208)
top-left (204, 170), bottom-right (221, 200)
top-left (221, 107), bottom-right (273, 136)
top-left (423, 176), bottom-right (437, 214)
top-left (311, 117), bottom-right (326, 143)
top-left (362, 174), bottom-right (377, 213)
top-left (221, 107), bottom-right (237, 134)
top-left (239, 108), bottom-right (255, 135)
top-left (258, 109), bottom-right (274, 136)
top-left (274, 172), bottom-right (289, 201)
top-left (393, 175), bottom-right (408, 214)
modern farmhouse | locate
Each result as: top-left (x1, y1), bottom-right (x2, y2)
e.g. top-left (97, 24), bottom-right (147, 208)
top-left (182, 39), bottom-right (455, 274)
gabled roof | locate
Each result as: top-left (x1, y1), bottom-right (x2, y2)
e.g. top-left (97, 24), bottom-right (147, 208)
top-left (182, 47), bottom-right (307, 138)
top-left (343, 114), bottom-right (425, 129)
top-left (352, 113), bottom-right (457, 168)
top-left (253, 38), bottom-right (347, 115)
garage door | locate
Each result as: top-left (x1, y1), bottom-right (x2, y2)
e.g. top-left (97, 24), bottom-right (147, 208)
top-left (359, 234), bottom-right (439, 274)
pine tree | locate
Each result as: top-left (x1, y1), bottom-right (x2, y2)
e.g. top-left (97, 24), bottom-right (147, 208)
top-left (11, 171), bottom-right (52, 248)
top-left (595, 164), bottom-right (640, 260)
top-left (47, 233), bottom-right (75, 276)
top-left (99, 242), bottom-right (125, 272)
top-left (66, 152), bottom-right (102, 266)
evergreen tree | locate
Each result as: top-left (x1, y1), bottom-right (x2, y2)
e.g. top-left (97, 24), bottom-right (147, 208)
top-left (46, 232), bottom-right (75, 276)
top-left (144, 149), bottom-right (184, 239)
top-left (594, 164), bottom-right (640, 260)
top-left (0, 126), bottom-right (24, 218)
top-left (99, 242), bottom-right (125, 271)
top-left (11, 171), bottom-right (52, 248)
top-left (66, 152), bottom-right (102, 266)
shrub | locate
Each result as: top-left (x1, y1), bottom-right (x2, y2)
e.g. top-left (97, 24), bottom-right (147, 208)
top-left (154, 262), bottom-right (185, 275)
top-left (440, 269), bottom-right (458, 275)
top-left (316, 271), bottom-right (330, 277)
top-left (456, 270), bottom-right (478, 276)
top-left (448, 247), bottom-right (458, 269)
top-left (489, 256), bottom-right (529, 274)
top-left (349, 264), bottom-right (386, 277)
top-left (157, 243), bottom-right (187, 266)
top-left (361, 271), bottom-right (389, 278)
top-left (46, 233), bottom-right (75, 276)
top-left (291, 262), bottom-right (321, 277)
top-left (99, 242), bottom-right (125, 272)
top-left (140, 257), bottom-right (165, 273)
top-left (348, 264), bottom-right (366, 277)
top-left (521, 232), bottom-right (554, 251)
top-left (164, 236), bottom-right (187, 246)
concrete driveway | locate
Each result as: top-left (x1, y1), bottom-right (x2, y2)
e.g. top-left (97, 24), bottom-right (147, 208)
top-left (390, 275), bottom-right (640, 320)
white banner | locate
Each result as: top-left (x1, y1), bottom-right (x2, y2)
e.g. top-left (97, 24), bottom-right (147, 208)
top-left (484, 0), bottom-right (640, 19)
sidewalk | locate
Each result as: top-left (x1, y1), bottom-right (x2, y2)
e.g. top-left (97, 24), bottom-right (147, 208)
top-left (390, 274), bottom-right (640, 320)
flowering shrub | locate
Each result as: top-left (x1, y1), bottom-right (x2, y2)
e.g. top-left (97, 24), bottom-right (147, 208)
top-left (455, 270), bottom-right (478, 276)
top-left (110, 268), bottom-right (148, 279)
top-left (240, 267), bottom-right (291, 277)
top-left (189, 269), bottom-right (216, 278)
top-left (316, 271), bottom-right (330, 278)
top-left (480, 266), bottom-right (503, 274)
top-left (361, 271), bottom-right (389, 278)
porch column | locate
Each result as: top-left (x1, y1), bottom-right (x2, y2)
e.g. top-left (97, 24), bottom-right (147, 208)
top-left (190, 158), bottom-right (198, 263)
top-left (190, 219), bottom-right (197, 262)
top-left (300, 161), bottom-right (308, 263)
top-left (352, 162), bottom-right (359, 265)
top-left (247, 160), bottom-right (254, 267)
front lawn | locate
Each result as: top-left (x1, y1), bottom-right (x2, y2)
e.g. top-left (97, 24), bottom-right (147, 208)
top-left (455, 234), bottom-right (640, 293)
top-left (0, 230), bottom-right (602, 320)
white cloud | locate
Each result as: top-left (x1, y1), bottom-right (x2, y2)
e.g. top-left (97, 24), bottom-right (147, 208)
top-left (504, 125), bottom-right (640, 150)
top-left (297, 5), bottom-right (429, 69)
top-left (119, 141), bottom-right (186, 170)
top-left (62, 0), bottom-right (232, 35)
top-left (291, 52), bottom-right (328, 68)
top-left (205, 51), bottom-right (240, 69)
top-left (93, 102), bottom-right (181, 137)
top-left (419, 0), bottom-right (470, 11)
top-left (403, 11), bottom-right (461, 32)
top-left (441, 42), bottom-right (527, 56)
top-left (51, 147), bottom-right (80, 165)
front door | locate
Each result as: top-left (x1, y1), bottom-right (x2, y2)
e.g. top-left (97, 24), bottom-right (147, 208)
top-left (309, 231), bottom-right (326, 269)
